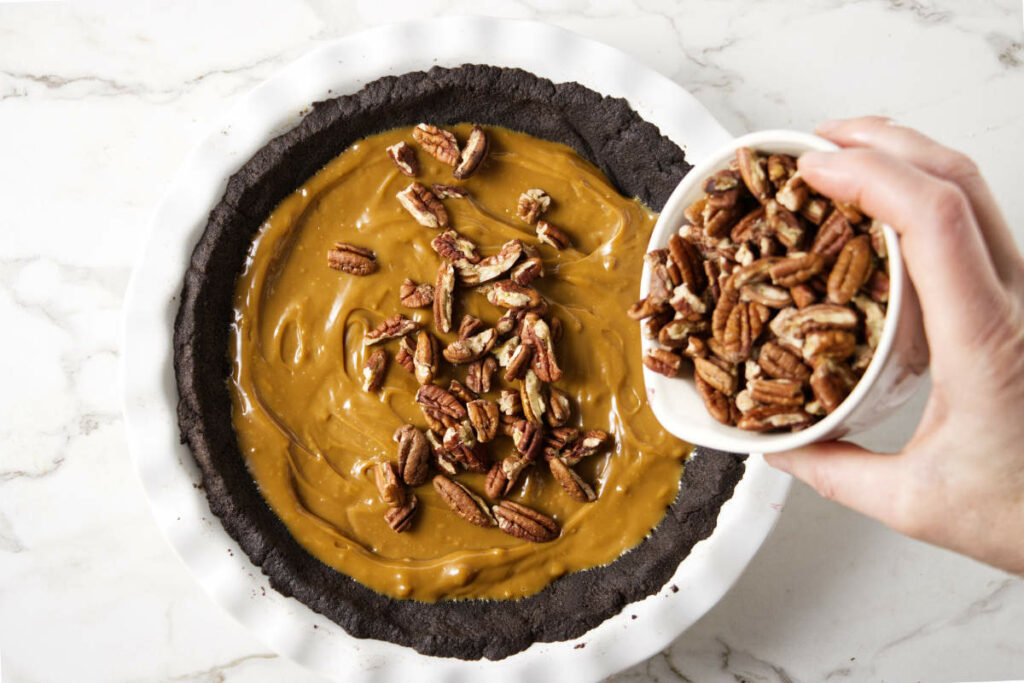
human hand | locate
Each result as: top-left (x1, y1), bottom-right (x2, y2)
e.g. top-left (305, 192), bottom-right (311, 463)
top-left (765, 116), bottom-right (1024, 575)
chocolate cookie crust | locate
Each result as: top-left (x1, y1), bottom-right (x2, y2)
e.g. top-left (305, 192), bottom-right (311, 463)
top-left (173, 64), bottom-right (745, 660)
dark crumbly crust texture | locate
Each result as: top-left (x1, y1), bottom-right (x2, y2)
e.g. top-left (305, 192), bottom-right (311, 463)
top-left (173, 64), bottom-right (745, 660)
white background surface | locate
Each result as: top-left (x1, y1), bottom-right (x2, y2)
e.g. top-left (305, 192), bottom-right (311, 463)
top-left (1, 1), bottom-right (1022, 682)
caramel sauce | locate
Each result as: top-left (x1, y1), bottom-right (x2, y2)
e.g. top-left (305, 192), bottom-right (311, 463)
top-left (229, 124), bottom-right (689, 602)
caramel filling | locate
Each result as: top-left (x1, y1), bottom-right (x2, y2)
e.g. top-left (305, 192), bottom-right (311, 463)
top-left (229, 124), bottom-right (689, 602)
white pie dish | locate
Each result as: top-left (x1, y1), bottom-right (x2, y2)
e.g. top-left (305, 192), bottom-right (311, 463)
top-left (120, 16), bottom-right (791, 682)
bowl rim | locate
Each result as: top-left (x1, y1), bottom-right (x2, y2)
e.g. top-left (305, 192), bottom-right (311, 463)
top-left (641, 129), bottom-right (905, 454)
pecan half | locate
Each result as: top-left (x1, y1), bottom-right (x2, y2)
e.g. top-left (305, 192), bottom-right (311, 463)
top-left (769, 253), bottom-right (827, 287)
top-left (492, 500), bottom-right (559, 542)
top-left (415, 384), bottom-right (466, 423)
top-left (866, 269), bottom-right (890, 303)
top-left (433, 262), bottom-right (455, 334)
top-left (465, 356), bottom-right (497, 394)
top-left (537, 220), bottom-right (571, 250)
top-left (791, 303), bottom-right (860, 334)
top-left (456, 239), bottom-right (523, 285)
top-left (810, 359), bottom-right (857, 413)
top-left (853, 294), bottom-right (886, 350)
top-left (811, 209), bottom-right (854, 259)
top-left (361, 349), bottom-right (387, 392)
top-left (394, 424), bottom-right (431, 487)
top-left (374, 461), bottom-right (406, 507)
top-left (657, 318), bottom-right (708, 349)
top-left (759, 342), bottom-right (812, 381)
top-left (520, 369), bottom-right (548, 425)
top-left (544, 427), bottom-right (580, 461)
top-left (802, 329), bottom-right (857, 362)
top-left (747, 378), bottom-right (804, 407)
top-left (327, 242), bottom-right (378, 276)
top-left (432, 183), bottom-right (469, 199)
top-left (487, 281), bottom-right (542, 310)
top-left (466, 399), bottom-right (499, 443)
top-left (408, 331), bottom-right (436, 385)
top-left (431, 230), bottom-right (481, 264)
top-left (642, 309), bottom-right (673, 340)
top-left (547, 387), bottom-right (572, 428)
top-left (730, 206), bottom-right (770, 244)
top-left (433, 475), bottom-right (496, 527)
top-left (668, 234), bottom-right (707, 294)
top-left (386, 141), bottom-right (418, 177)
top-left (443, 421), bottom-right (477, 451)
top-left (520, 313), bottom-right (562, 383)
top-left (740, 282), bottom-right (793, 308)
top-left (511, 257), bottom-right (544, 286)
top-left (696, 376), bottom-right (735, 425)
top-left (443, 328), bottom-right (497, 365)
top-left (736, 147), bottom-right (771, 202)
top-left (644, 348), bottom-right (682, 377)
top-left (384, 493), bottom-right (418, 533)
top-left (364, 314), bottom-right (421, 346)
top-left (722, 301), bottom-right (769, 361)
top-left (737, 405), bottom-right (813, 432)
top-left (397, 181), bottom-right (448, 229)
top-left (694, 356), bottom-right (738, 395)
top-left (396, 336), bottom-right (415, 373)
top-left (503, 341), bottom-right (533, 382)
top-left (452, 125), bottom-right (488, 179)
top-left (485, 456), bottom-right (529, 499)
top-left (511, 419), bottom-right (545, 462)
top-left (412, 123), bottom-right (459, 166)
top-left (399, 278), bottom-right (434, 308)
top-left (827, 235), bottom-right (873, 304)
top-left (517, 188), bottom-right (551, 224)
top-left (448, 379), bottom-right (477, 403)
top-left (549, 458), bottom-right (597, 503)
top-left (765, 199), bottom-right (806, 249)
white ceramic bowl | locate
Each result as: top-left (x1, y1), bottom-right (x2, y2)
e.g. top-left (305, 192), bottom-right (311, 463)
top-left (641, 130), bottom-right (929, 455)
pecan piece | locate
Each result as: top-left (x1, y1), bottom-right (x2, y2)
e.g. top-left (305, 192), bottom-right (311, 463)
top-left (396, 336), bottom-right (415, 373)
top-left (800, 197), bottom-right (830, 225)
top-left (520, 312), bottom-right (562, 383)
top-left (498, 388), bottom-right (523, 416)
top-left (364, 314), bottom-right (421, 346)
top-left (765, 199), bottom-right (806, 249)
top-left (642, 310), bottom-right (674, 341)
top-left (503, 341), bottom-right (533, 382)
top-left (544, 427), bottom-right (580, 461)
top-left (737, 405), bottom-right (813, 432)
top-left (776, 172), bottom-right (809, 212)
top-left (789, 283), bottom-right (818, 309)
top-left (549, 458), bottom-right (597, 503)
top-left (695, 376), bottom-right (735, 425)
top-left (747, 378), bottom-right (805, 407)
top-left (811, 209), bottom-right (854, 259)
top-left (397, 181), bottom-right (448, 229)
top-left (452, 125), bottom-right (488, 179)
top-left (767, 154), bottom-right (797, 189)
top-left (511, 419), bottom-right (545, 462)
top-left (740, 282), bottom-right (793, 308)
top-left (456, 240), bottom-right (523, 285)
top-left (643, 348), bottom-right (682, 377)
top-left (443, 421), bottom-right (477, 451)
top-left (492, 500), bottom-right (559, 542)
top-left (684, 196), bottom-right (708, 227)
top-left (730, 206), bottom-right (770, 244)
top-left (869, 219), bottom-right (888, 259)
top-left (456, 314), bottom-right (485, 340)
top-left (536, 220), bottom-right (571, 250)
top-left (384, 493), bottom-right (418, 533)
top-left (327, 242), bottom-right (378, 275)
top-left (827, 235), bottom-right (874, 304)
top-left (432, 183), bottom-right (468, 199)
top-left (433, 262), bottom-right (455, 334)
top-left (561, 430), bottom-right (608, 466)
top-left (412, 123), bottom-right (459, 166)
top-left (415, 384), bottom-right (466, 422)
top-left (409, 332), bottom-right (438, 386)
top-left (668, 234), bottom-right (707, 294)
top-left (399, 278), bottom-right (434, 308)
top-left (810, 358), bottom-right (857, 413)
top-left (726, 257), bottom-right (778, 292)
top-left (361, 349), bottom-right (387, 392)
top-left (547, 387), bottom-right (572, 427)
top-left (669, 283), bottom-right (707, 319)
top-left (658, 318), bottom-right (709, 349)
top-left (447, 379), bottom-right (477, 403)
top-left (866, 269), bottom-right (890, 303)
top-left (791, 303), bottom-right (860, 334)
top-left (520, 369), bottom-right (548, 425)
top-left (443, 328), bottom-right (497, 365)
top-left (433, 475), bottom-right (496, 527)
top-left (627, 297), bottom-right (665, 321)
top-left (465, 356), bottom-right (497, 394)
top-left (485, 456), bottom-right (529, 499)
top-left (374, 461), bottom-right (406, 507)
top-left (511, 257), bottom-right (544, 286)
top-left (386, 141), bottom-right (418, 177)
top-left (394, 424), bottom-right (431, 487)
top-left (759, 342), bottom-right (812, 381)
top-left (694, 356), bottom-right (738, 395)
top-left (736, 147), bottom-right (770, 202)
top-left (487, 280), bottom-right (542, 310)
top-left (853, 294), bottom-right (886, 350)
top-left (431, 230), bottom-right (481, 264)
top-left (802, 330), bottom-right (857, 362)
top-left (517, 188), bottom-right (551, 224)
top-left (769, 253), bottom-right (827, 287)
top-left (466, 399), bottom-right (499, 443)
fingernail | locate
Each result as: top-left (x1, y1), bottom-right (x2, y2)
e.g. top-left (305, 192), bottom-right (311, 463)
top-left (763, 453), bottom-right (791, 473)
top-left (798, 150), bottom-right (833, 168)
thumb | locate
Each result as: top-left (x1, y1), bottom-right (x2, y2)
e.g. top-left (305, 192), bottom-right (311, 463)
top-left (765, 441), bottom-right (909, 529)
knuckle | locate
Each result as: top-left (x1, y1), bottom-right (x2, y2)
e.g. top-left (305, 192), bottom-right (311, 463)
top-left (935, 151), bottom-right (981, 182)
top-left (928, 181), bottom-right (971, 229)
top-left (809, 463), bottom-right (840, 502)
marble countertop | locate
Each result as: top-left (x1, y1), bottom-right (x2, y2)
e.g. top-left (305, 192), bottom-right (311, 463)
top-left (1, 1), bottom-right (1022, 681)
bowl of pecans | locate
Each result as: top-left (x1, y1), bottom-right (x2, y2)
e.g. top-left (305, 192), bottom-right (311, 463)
top-left (633, 130), bottom-right (928, 455)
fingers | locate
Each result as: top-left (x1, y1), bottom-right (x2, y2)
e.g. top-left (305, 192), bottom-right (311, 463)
top-left (797, 148), bottom-right (1007, 348)
top-left (816, 117), bottom-right (1024, 284)
top-left (765, 442), bottom-right (910, 530)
